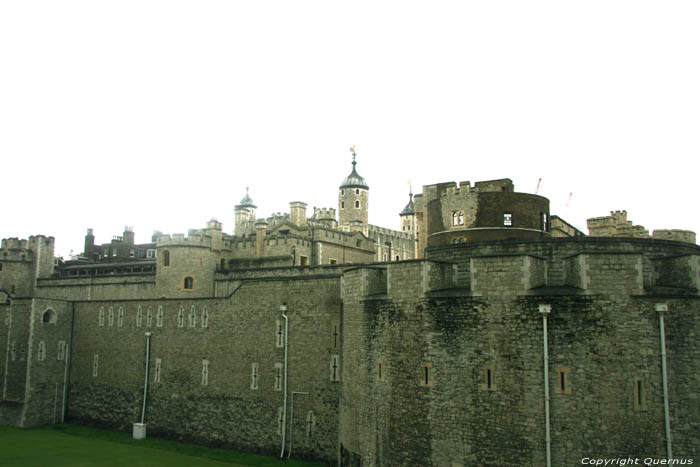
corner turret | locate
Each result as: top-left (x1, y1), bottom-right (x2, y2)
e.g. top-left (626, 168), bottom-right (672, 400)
top-left (339, 147), bottom-right (369, 234)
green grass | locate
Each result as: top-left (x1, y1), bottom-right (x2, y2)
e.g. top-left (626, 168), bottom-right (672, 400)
top-left (0, 424), bottom-right (324, 467)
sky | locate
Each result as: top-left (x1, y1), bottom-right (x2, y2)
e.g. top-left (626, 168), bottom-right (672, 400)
top-left (1, 1), bottom-right (698, 258)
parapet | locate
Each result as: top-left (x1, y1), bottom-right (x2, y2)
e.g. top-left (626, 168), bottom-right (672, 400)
top-left (157, 233), bottom-right (214, 249)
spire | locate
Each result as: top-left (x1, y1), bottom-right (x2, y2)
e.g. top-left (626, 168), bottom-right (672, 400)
top-left (340, 146), bottom-right (369, 189)
top-left (236, 187), bottom-right (256, 208)
top-left (400, 184), bottom-right (415, 216)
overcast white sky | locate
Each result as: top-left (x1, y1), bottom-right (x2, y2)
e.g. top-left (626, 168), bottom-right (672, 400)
top-left (1, 1), bottom-right (698, 258)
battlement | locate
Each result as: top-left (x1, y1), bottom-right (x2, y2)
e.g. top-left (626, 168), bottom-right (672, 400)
top-left (156, 233), bottom-right (214, 249)
top-left (1, 235), bottom-right (55, 256)
top-left (313, 207), bottom-right (337, 220)
top-left (367, 224), bottom-right (413, 240)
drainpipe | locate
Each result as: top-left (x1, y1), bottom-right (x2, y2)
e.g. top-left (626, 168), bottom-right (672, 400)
top-left (288, 391), bottom-right (310, 458)
top-left (141, 331), bottom-right (152, 424)
top-left (539, 304), bottom-right (552, 467)
top-left (279, 304), bottom-right (289, 458)
top-left (655, 303), bottom-right (673, 459)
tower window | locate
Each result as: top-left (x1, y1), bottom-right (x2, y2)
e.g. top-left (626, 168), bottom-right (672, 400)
top-left (184, 276), bottom-right (194, 290)
top-left (341, 201), bottom-right (345, 209)
top-left (162, 250), bottom-right (170, 267)
top-left (481, 365), bottom-right (497, 390)
top-left (555, 367), bottom-right (571, 394)
top-left (504, 213), bottom-right (513, 227)
top-left (355, 188), bottom-right (360, 195)
top-left (542, 212), bottom-right (549, 232)
top-left (452, 211), bottom-right (464, 226)
top-left (420, 363), bottom-right (433, 387)
top-left (355, 200), bottom-right (360, 208)
top-left (42, 309), bottom-right (57, 325)
top-left (341, 189), bottom-right (344, 196)
top-left (633, 377), bottom-right (647, 411)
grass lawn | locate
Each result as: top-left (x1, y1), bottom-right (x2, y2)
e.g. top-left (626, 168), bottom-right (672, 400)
top-left (0, 424), bottom-right (324, 467)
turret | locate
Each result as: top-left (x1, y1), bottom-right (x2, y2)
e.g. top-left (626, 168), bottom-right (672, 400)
top-left (338, 147), bottom-right (369, 234)
top-left (234, 187), bottom-right (257, 236)
top-left (289, 202), bottom-right (308, 227)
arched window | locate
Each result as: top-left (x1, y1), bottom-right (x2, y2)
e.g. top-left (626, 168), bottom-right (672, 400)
top-left (452, 211), bottom-right (464, 226)
top-left (42, 309), bottom-right (57, 325)
top-left (355, 200), bottom-right (360, 208)
top-left (184, 276), bottom-right (194, 290)
top-left (162, 250), bottom-right (170, 267)
top-left (395, 255), bottom-right (400, 261)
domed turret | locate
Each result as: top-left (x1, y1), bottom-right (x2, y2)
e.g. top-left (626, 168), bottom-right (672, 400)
top-left (237, 187), bottom-right (256, 209)
top-left (234, 187), bottom-right (257, 236)
top-left (338, 147), bottom-right (369, 233)
top-left (399, 193), bottom-right (414, 216)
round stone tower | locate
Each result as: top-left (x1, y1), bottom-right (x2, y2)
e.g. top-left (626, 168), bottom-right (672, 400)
top-left (338, 147), bottom-right (369, 231)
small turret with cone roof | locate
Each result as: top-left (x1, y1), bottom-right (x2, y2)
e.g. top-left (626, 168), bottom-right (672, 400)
top-left (234, 187), bottom-right (257, 236)
top-left (339, 146), bottom-right (369, 232)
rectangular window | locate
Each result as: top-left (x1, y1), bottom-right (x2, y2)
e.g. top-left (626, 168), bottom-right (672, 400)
top-left (136, 306), bottom-right (143, 327)
top-left (188, 305), bottom-right (196, 327)
top-left (107, 307), bottom-right (114, 326)
top-left (154, 358), bottom-right (162, 383)
top-left (112, 249), bottom-right (118, 257)
top-left (201, 359), bottom-right (209, 386)
top-left (37, 341), bottom-right (46, 361)
top-left (117, 307), bottom-right (124, 327)
top-left (156, 306), bottom-right (163, 327)
top-left (178, 306), bottom-right (185, 328)
top-left (146, 307), bottom-right (153, 327)
top-left (98, 307), bottom-right (105, 327)
top-left (420, 362), bottom-right (433, 387)
top-left (201, 306), bottom-right (208, 328)
top-left (300, 256), bottom-right (308, 266)
top-left (481, 365), bottom-right (496, 391)
top-left (251, 363), bottom-right (259, 390)
top-left (633, 377), bottom-right (647, 411)
top-left (355, 200), bottom-right (360, 208)
top-left (57, 341), bottom-right (66, 361)
top-left (377, 359), bottom-right (385, 382)
top-left (129, 249), bottom-right (135, 258)
top-left (92, 354), bottom-right (99, 377)
top-left (541, 212), bottom-right (549, 232)
top-left (306, 411), bottom-right (315, 437)
top-left (276, 320), bottom-right (284, 348)
top-left (504, 213), bottom-right (513, 227)
top-left (330, 355), bottom-right (340, 382)
top-left (274, 362), bottom-right (283, 391)
top-left (554, 367), bottom-right (572, 394)
top-left (277, 407), bottom-right (284, 435)
top-left (329, 258), bottom-right (337, 264)
top-left (452, 211), bottom-right (464, 226)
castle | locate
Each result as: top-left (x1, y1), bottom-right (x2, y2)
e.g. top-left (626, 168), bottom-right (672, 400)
top-left (1, 154), bottom-right (698, 466)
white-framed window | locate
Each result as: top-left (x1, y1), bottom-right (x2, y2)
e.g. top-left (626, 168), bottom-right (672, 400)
top-left (274, 362), bottom-right (283, 391)
top-left (154, 358), bottom-right (162, 383)
top-left (146, 306), bottom-right (153, 327)
top-left (330, 355), bottom-right (340, 382)
top-left (117, 307), bottom-right (124, 327)
top-left (129, 249), bottom-right (135, 258)
top-left (136, 306), bottom-right (143, 327)
top-left (98, 307), bottom-right (105, 327)
top-left (92, 354), bottom-right (99, 377)
top-left (156, 305), bottom-right (164, 327)
top-left (107, 307), bottom-right (114, 327)
top-left (452, 211), bottom-right (464, 226)
top-left (251, 363), bottom-right (259, 390)
top-left (188, 305), bottom-right (196, 327)
top-left (504, 213), bottom-right (513, 227)
top-left (201, 359), bottom-right (209, 386)
top-left (276, 320), bottom-right (284, 348)
top-left (177, 306), bottom-right (185, 328)
top-left (57, 341), bottom-right (66, 361)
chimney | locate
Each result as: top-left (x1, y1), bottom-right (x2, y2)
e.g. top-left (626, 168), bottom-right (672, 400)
top-left (255, 220), bottom-right (268, 258)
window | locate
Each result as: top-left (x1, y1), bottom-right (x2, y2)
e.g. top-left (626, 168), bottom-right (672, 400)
top-left (420, 363), bottom-right (433, 387)
top-left (330, 355), bottom-right (340, 382)
top-left (129, 249), bottom-right (135, 258)
top-left (306, 411), bottom-right (316, 437)
top-left (251, 363), bottom-right (259, 390)
top-left (57, 341), bottom-right (66, 361)
top-left (37, 341), bottom-right (46, 361)
top-left (341, 201), bottom-right (345, 209)
top-left (98, 307), bottom-right (105, 327)
top-left (42, 309), bottom-right (57, 325)
top-left (112, 248), bottom-right (118, 257)
top-left (276, 320), bottom-right (284, 348)
top-left (177, 306), bottom-right (185, 328)
top-left (300, 256), bottom-right (308, 266)
top-left (633, 377), bottom-right (647, 411)
top-left (201, 306), bottom-right (208, 328)
top-left (329, 259), bottom-right (337, 265)
top-left (146, 249), bottom-right (156, 259)
top-left (107, 307), bottom-right (114, 326)
top-left (103, 249), bottom-right (108, 257)
top-left (452, 211), bottom-right (464, 226)
top-left (162, 250), bottom-right (170, 267)
top-left (355, 200), bottom-right (360, 208)
top-left (188, 305), bottom-right (197, 327)
top-left (117, 307), bottom-right (124, 327)
top-left (146, 306), bottom-right (153, 327)
top-left (555, 367), bottom-right (571, 394)
top-left (542, 212), bottom-right (549, 232)
top-left (504, 213), bottom-right (513, 226)
top-left (274, 363), bottom-right (283, 391)
top-left (481, 365), bottom-right (496, 391)
top-left (377, 359), bottom-right (385, 382)
top-left (201, 359), bottom-right (209, 386)
top-left (184, 276), bottom-right (194, 290)
top-left (92, 354), bottom-right (99, 377)
top-left (340, 189), bottom-right (344, 196)
top-left (395, 255), bottom-right (400, 261)
top-left (156, 306), bottom-right (163, 327)
top-left (136, 306), bottom-right (143, 327)
top-left (154, 358), bottom-right (162, 383)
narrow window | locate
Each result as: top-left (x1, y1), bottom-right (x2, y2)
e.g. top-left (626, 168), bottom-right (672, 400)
top-left (503, 213), bottom-right (513, 227)
top-left (355, 188), bottom-right (360, 195)
top-left (420, 363), bottom-right (433, 387)
top-left (355, 200), bottom-right (360, 208)
top-left (377, 359), bottom-right (385, 382)
top-left (146, 306), bottom-right (153, 327)
top-left (332, 324), bottom-right (339, 348)
top-left (57, 341), bottom-right (66, 361)
top-left (42, 309), bottom-right (56, 325)
top-left (177, 306), bottom-right (184, 328)
top-left (481, 365), bottom-right (497, 390)
top-left (341, 201), bottom-right (345, 209)
top-left (251, 363), bottom-right (259, 390)
top-left (300, 256), bottom-right (308, 266)
top-left (340, 189), bottom-right (344, 196)
top-left (112, 248), bottom-right (118, 257)
top-left (277, 407), bottom-right (284, 435)
top-left (383, 253), bottom-right (387, 262)
top-left (330, 355), bottom-right (340, 382)
top-left (201, 306), bottom-right (208, 328)
top-left (188, 305), bottom-right (196, 327)
top-left (634, 377), bottom-right (647, 411)
top-left (117, 307), bottom-right (124, 327)
top-left (306, 411), bottom-right (316, 437)
top-left (452, 211), bottom-right (464, 226)
top-left (554, 367), bottom-right (571, 394)
top-left (156, 306), bottom-right (163, 327)
top-left (274, 363), bottom-right (283, 391)
top-left (37, 341), bottom-right (46, 361)
top-left (184, 276), bottom-right (194, 290)
top-left (107, 307), bottom-right (114, 326)
top-left (276, 320), bottom-right (284, 348)
top-left (395, 255), bottom-right (400, 261)
top-left (10, 342), bottom-right (16, 361)
top-left (541, 212), bottom-right (549, 232)
top-left (201, 359), bottom-right (209, 386)
top-left (162, 250), bottom-right (170, 267)
top-left (136, 306), bottom-right (143, 327)
top-left (92, 354), bottom-right (99, 377)
top-left (154, 358), bottom-right (162, 383)
top-left (98, 307), bottom-right (105, 327)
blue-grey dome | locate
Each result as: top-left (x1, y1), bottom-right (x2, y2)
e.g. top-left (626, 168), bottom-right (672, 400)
top-left (236, 188), bottom-right (256, 208)
top-left (400, 193), bottom-right (414, 216)
top-left (340, 161), bottom-right (369, 190)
